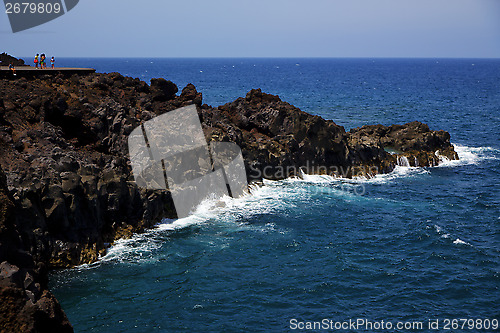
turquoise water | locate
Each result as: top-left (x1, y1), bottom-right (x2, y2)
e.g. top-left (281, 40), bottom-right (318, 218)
top-left (49, 59), bottom-right (500, 332)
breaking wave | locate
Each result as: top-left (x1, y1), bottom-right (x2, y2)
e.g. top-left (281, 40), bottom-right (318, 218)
top-left (87, 144), bottom-right (496, 266)
top-left (437, 144), bottom-right (499, 167)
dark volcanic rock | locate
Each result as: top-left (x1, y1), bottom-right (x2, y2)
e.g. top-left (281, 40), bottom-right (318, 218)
top-left (150, 78), bottom-right (178, 102)
top-left (201, 89), bottom-right (349, 180)
top-left (0, 53), bottom-right (27, 67)
top-left (0, 74), bottom-right (187, 269)
top-left (1, 165), bottom-right (72, 333)
top-left (200, 89), bottom-right (456, 179)
top-left (349, 122), bottom-right (458, 167)
top-left (0, 70), bottom-right (458, 330)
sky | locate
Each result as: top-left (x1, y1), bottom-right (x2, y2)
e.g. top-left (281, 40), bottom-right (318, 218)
top-left (1, 0), bottom-right (500, 58)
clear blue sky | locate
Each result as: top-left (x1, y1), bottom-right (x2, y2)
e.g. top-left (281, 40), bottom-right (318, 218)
top-left (1, 0), bottom-right (500, 58)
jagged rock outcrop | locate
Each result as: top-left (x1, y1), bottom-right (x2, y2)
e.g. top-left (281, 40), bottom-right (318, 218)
top-left (349, 122), bottom-right (458, 168)
top-left (1, 165), bottom-right (72, 333)
top-left (0, 53), bottom-right (27, 67)
top-left (0, 65), bottom-right (458, 331)
top-left (200, 89), bottom-right (349, 180)
top-left (0, 73), bottom-right (197, 269)
top-left (201, 89), bottom-right (457, 179)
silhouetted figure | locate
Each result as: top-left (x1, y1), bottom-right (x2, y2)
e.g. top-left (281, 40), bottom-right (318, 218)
top-left (40, 54), bottom-right (46, 69)
top-left (9, 63), bottom-right (16, 76)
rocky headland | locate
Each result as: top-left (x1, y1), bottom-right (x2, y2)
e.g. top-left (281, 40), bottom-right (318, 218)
top-left (0, 53), bottom-right (28, 67)
top-left (0, 58), bottom-right (457, 331)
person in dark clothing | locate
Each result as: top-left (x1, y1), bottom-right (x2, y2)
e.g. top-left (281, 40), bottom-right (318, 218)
top-left (8, 63), bottom-right (16, 75)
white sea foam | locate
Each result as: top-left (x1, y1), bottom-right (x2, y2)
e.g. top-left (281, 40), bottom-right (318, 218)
top-left (364, 144), bottom-right (498, 183)
top-left (156, 195), bottom-right (226, 232)
top-left (397, 156), bottom-right (410, 167)
top-left (91, 143), bottom-right (496, 265)
top-left (453, 238), bottom-right (469, 245)
top-left (92, 182), bottom-right (294, 265)
top-left (155, 183), bottom-right (290, 231)
top-left (171, 181), bottom-right (294, 226)
top-left (437, 144), bottom-right (499, 167)
top-left (367, 165), bottom-right (429, 184)
top-left (287, 170), bottom-right (336, 184)
top-left (292, 166), bottom-right (428, 186)
top-left (433, 225), bottom-right (471, 247)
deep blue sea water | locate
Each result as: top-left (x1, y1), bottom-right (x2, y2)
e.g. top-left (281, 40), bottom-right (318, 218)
top-left (49, 59), bottom-right (500, 332)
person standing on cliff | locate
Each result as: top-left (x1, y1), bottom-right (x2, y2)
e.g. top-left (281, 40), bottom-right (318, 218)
top-left (34, 54), bottom-right (39, 69)
top-left (51, 56), bottom-right (55, 69)
top-left (40, 54), bottom-right (46, 69)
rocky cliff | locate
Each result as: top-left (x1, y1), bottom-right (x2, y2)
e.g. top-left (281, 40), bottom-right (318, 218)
top-left (0, 53), bottom-right (28, 67)
top-left (203, 88), bottom-right (456, 179)
top-left (0, 69), bottom-right (457, 331)
top-left (0, 165), bottom-right (72, 333)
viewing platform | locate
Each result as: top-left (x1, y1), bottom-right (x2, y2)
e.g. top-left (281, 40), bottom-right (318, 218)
top-left (0, 66), bottom-right (95, 78)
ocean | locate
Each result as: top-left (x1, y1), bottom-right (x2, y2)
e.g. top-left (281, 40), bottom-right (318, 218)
top-left (49, 58), bottom-right (500, 332)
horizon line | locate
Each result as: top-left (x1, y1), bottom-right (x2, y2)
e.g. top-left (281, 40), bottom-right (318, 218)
top-left (12, 55), bottom-right (500, 60)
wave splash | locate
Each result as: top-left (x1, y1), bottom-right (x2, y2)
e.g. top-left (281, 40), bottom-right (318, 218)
top-left (93, 183), bottom-right (292, 265)
top-left (437, 144), bottom-right (499, 167)
top-left (90, 144), bottom-right (495, 266)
